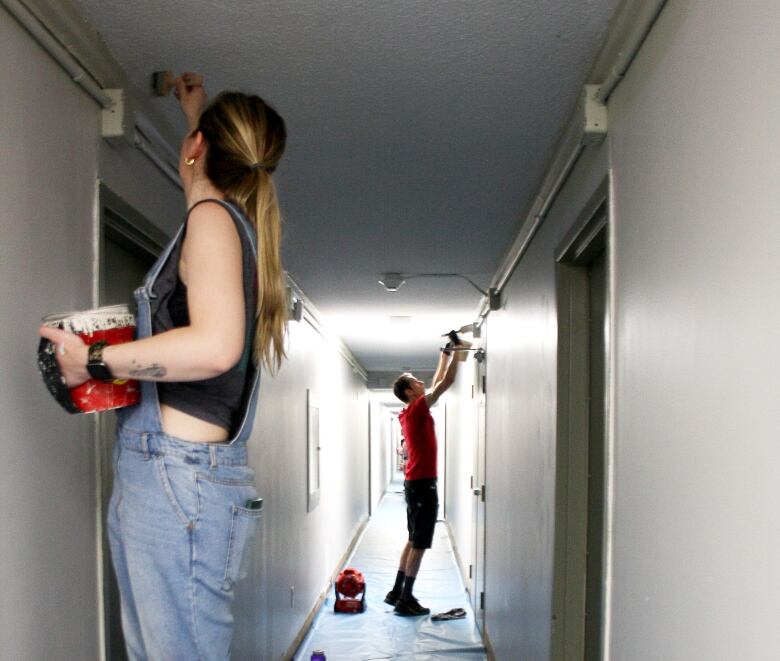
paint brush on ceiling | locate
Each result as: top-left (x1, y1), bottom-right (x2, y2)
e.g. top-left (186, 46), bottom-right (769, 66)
top-left (151, 70), bottom-right (202, 96)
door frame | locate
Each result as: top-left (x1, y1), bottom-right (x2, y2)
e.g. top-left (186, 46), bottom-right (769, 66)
top-left (98, 185), bottom-right (168, 300)
top-left (96, 184), bottom-right (167, 661)
top-left (470, 330), bottom-right (487, 631)
top-left (550, 178), bottom-right (612, 660)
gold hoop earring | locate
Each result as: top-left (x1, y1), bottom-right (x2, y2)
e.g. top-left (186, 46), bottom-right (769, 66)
top-left (185, 157), bottom-right (195, 166)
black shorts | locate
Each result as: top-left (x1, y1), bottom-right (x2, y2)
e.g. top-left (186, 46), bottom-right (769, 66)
top-left (404, 478), bottom-right (439, 549)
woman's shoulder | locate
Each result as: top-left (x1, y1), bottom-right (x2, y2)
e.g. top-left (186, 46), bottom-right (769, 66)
top-left (186, 199), bottom-right (240, 231)
top-left (182, 201), bottom-right (242, 258)
top-left (187, 199), bottom-right (254, 245)
top-left (186, 198), bottom-right (234, 222)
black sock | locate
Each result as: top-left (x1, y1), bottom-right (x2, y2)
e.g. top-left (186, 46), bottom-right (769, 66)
top-left (392, 570), bottom-right (405, 594)
top-left (401, 575), bottom-right (416, 600)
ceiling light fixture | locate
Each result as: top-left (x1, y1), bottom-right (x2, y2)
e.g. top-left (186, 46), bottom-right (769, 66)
top-left (378, 272), bottom-right (502, 310)
top-left (377, 272), bottom-right (406, 292)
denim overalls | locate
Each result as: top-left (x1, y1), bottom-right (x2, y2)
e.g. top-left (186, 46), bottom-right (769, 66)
top-left (108, 200), bottom-right (261, 661)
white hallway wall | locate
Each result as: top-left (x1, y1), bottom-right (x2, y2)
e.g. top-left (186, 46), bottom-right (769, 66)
top-left (607, 0), bottom-right (780, 657)
top-left (235, 320), bottom-right (369, 660)
top-left (0, 9), bottom-right (370, 659)
top-left (0, 13), bottom-right (100, 659)
top-left (473, 0), bottom-right (780, 659)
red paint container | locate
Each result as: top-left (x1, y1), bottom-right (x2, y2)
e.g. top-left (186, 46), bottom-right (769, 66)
top-left (42, 304), bottom-right (139, 413)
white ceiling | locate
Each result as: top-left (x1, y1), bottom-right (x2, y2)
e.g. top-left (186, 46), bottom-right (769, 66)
top-left (72, 0), bottom-right (621, 374)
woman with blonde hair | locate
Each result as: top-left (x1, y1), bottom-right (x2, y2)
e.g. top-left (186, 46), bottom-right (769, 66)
top-left (40, 74), bottom-right (286, 658)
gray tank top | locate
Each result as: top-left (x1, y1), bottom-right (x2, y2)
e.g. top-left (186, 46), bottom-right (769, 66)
top-left (151, 199), bottom-right (258, 433)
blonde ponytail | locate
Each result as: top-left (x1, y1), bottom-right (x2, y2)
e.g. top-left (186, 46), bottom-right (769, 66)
top-left (197, 91), bottom-right (288, 372)
top-left (252, 169), bottom-right (287, 372)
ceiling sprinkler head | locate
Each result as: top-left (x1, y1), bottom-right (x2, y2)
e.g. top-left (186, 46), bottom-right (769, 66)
top-left (378, 272), bottom-right (406, 292)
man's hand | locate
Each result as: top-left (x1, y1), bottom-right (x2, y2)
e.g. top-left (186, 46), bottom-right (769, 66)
top-left (452, 337), bottom-right (471, 362)
top-left (427, 338), bottom-right (462, 407)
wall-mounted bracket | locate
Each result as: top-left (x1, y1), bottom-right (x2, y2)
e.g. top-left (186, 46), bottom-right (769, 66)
top-left (488, 287), bottom-right (501, 311)
top-left (101, 88), bottom-right (134, 146)
top-left (287, 286), bottom-right (304, 322)
top-left (291, 298), bottom-right (304, 322)
top-left (582, 84), bottom-right (608, 146)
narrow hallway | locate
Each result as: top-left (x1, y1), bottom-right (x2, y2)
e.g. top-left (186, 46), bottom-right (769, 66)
top-left (4, 1), bottom-right (780, 659)
top-left (294, 477), bottom-right (486, 661)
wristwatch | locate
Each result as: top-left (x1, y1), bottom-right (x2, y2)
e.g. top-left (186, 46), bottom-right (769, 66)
top-left (86, 340), bottom-right (114, 382)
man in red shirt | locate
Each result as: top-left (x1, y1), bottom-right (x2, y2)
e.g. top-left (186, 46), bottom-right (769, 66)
top-left (385, 341), bottom-right (464, 615)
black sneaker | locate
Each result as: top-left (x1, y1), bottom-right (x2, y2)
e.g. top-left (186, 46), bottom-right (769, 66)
top-left (394, 596), bottom-right (430, 616)
top-left (384, 590), bottom-right (400, 606)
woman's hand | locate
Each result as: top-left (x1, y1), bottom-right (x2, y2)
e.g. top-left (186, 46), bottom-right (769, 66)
top-left (38, 325), bottom-right (90, 388)
top-left (174, 72), bottom-right (207, 132)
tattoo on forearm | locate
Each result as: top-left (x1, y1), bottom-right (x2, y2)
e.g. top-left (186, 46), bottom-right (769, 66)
top-left (129, 362), bottom-right (167, 378)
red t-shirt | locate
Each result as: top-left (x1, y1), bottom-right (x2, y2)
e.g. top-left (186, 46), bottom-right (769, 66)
top-left (398, 396), bottom-right (437, 480)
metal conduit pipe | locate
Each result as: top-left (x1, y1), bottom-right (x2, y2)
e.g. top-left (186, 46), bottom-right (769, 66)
top-left (135, 112), bottom-right (181, 167)
top-left (1, 0), bottom-right (112, 108)
top-left (474, 0), bottom-right (668, 323)
top-left (596, 0), bottom-right (668, 104)
top-left (133, 132), bottom-right (182, 189)
top-left (493, 141), bottom-right (586, 295)
top-left (474, 133), bottom-right (587, 323)
top-left (2, 0), bottom-right (183, 189)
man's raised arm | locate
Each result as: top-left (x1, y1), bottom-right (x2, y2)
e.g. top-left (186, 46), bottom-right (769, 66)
top-left (426, 347), bottom-right (462, 407)
top-left (431, 348), bottom-right (450, 391)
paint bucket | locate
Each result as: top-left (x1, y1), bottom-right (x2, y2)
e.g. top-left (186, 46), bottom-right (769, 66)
top-left (38, 304), bottom-right (139, 414)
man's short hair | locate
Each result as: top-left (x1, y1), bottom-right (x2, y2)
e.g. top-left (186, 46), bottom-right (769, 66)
top-left (393, 373), bottom-right (414, 403)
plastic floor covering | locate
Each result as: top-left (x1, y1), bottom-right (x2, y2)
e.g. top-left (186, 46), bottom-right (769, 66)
top-left (293, 479), bottom-right (487, 660)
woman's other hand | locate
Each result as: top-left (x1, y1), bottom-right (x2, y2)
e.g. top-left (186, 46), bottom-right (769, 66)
top-left (174, 72), bottom-right (207, 131)
top-left (38, 325), bottom-right (89, 388)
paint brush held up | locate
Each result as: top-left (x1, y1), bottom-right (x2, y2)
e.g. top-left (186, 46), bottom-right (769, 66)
top-left (151, 70), bottom-right (203, 96)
